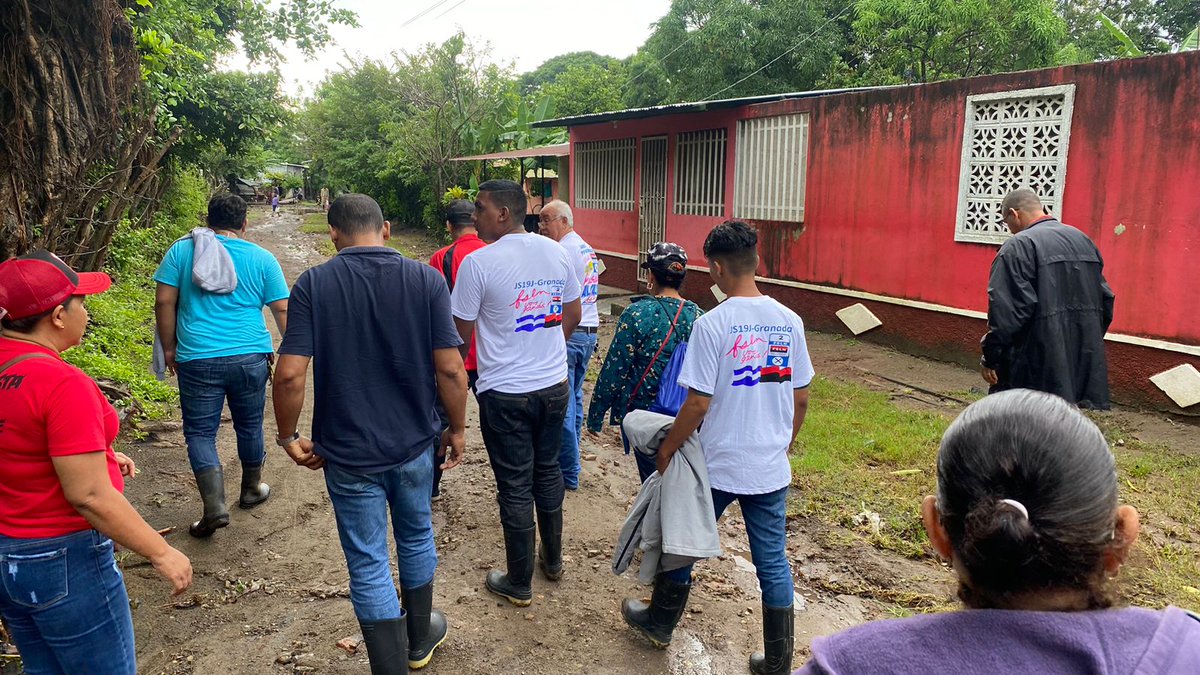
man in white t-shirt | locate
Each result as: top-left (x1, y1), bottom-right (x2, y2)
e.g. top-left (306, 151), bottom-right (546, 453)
top-left (451, 180), bottom-right (582, 607)
top-left (537, 199), bottom-right (600, 491)
top-left (621, 220), bottom-right (812, 675)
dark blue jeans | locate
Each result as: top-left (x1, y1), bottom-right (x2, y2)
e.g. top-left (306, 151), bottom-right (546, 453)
top-left (478, 381), bottom-right (570, 530)
top-left (560, 331), bottom-right (598, 489)
top-left (176, 353), bottom-right (271, 473)
top-left (324, 449), bottom-right (437, 622)
top-left (663, 486), bottom-right (794, 607)
top-left (0, 530), bottom-right (135, 675)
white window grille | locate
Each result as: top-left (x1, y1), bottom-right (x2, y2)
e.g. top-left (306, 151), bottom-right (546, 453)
top-left (734, 114), bottom-right (809, 223)
top-left (955, 84), bottom-right (1075, 244)
top-left (674, 129), bottom-right (727, 217)
top-left (574, 138), bottom-right (635, 211)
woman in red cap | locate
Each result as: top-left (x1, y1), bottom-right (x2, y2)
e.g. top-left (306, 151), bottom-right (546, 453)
top-left (0, 250), bottom-right (192, 674)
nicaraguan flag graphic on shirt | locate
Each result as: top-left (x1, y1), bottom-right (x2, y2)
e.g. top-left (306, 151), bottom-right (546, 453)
top-left (732, 365), bottom-right (762, 387)
top-left (515, 294), bottom-right (563, 332)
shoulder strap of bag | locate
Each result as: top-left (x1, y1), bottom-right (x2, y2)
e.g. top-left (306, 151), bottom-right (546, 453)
top-left (626, 299), bottom-right (687, 408)
top-left (0, 352), bottom-right (52, 375)
top-left (441, 243), bottom-right (459, 291)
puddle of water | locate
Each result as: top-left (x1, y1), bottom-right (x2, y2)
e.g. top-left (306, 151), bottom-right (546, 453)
top-left (667, 630), bottom-right (713, 675)
top-left (728, 550), bottom-right (807, 612)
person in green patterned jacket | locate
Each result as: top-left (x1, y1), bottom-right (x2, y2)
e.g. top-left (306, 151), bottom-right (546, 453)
top-left (586, 242), bottom-right (702, 481)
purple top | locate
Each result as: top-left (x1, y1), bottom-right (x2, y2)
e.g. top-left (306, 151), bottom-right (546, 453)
top-left (796, 606), bottom-right (1200, 675)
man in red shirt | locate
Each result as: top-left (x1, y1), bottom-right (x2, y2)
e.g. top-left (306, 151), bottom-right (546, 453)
top-left (428, 199), bottom-right (486, 500)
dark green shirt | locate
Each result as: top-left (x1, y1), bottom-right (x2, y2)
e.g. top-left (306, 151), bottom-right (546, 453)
top-left (586, 295), bottom-right (702, 432)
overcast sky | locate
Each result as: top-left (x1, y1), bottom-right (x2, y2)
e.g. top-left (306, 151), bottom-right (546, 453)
top-left (230, 0), bottom-right (674, 98)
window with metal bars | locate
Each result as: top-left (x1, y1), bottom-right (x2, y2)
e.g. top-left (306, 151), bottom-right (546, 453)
top-left (955, 85), bottom-right (1075, 245)
top-left (733, 114), bottom-right (809, 223)
top-left (673, 129), bottom-right (727, 217)
top-left (573, 138), bottom-right (635, 211)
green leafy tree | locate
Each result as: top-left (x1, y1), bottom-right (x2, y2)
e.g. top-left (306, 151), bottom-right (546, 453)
top-left (539, 63), bottom-right (628, 118)
top-left (851, 0), bottom-right (1066, 84)
top-left (382, 33), bottom-right (517, 229)
top-left (627, 0), bottom-right (854, 104)
top-left (519, 51), bottom-right (623, 94)
top-left (1058, 0), bottom-right (1200, 59)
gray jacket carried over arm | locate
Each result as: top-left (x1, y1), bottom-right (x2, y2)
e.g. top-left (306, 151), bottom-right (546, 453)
top-left (613, 410), bottom-right (722, 583)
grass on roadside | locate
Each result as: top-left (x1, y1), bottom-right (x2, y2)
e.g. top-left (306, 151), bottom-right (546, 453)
top-left (790, 376), bottom-right (1200, 612)
top-left (299, 211), bottom-right (442, 260)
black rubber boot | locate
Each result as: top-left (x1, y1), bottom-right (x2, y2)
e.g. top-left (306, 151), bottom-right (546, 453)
top-left (536, 508), bottom-right (563, 581)
top-left (237, 462), bottom-right (270, 509)
top-left (749, 603), bottom-right (794, 674)
top-left (400, 582), bottom-right (447, 670)
top-left (485, 525), bottom-right (535, 606)
top-left (359, 616), bottom-right (409, 675)
top-left (621, 573), bottom-right (692, 648)
top-left (188, 467), bottom-right (230, 538)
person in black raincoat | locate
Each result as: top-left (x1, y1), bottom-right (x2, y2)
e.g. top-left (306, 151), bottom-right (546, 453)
top-left (980, 188), bottom-right (1115, 409)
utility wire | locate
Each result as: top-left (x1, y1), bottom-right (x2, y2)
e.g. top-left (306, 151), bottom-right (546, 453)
top-left (401, 0), bottom-right (456, 28)
top-left (624, 2), bottom-right (745, 92)
top-left (702, 3), bottom-right (854, 101)
top-left (432, 0), bottom-right (469, 21)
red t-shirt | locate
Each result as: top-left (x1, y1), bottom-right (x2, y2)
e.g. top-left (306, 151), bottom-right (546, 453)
top-left (429, 233), bottom-right (487, 371)
top-left (0, 338), bottom-right (123, 538)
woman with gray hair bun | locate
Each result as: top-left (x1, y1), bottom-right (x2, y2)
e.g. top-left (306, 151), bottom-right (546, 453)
top-left (795, 389), bottom-right (1199, 674)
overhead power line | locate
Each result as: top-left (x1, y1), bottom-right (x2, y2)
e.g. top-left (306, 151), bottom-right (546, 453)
top-left (401, 0), bottom-right (456, 28)
top-left (702, 3), bottom-right (854, 102)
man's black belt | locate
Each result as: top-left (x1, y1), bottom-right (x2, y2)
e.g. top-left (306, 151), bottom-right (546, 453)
top-left (577, 326), bottom-right (598, 334)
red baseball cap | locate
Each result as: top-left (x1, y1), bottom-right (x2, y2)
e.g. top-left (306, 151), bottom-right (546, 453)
top-left (0, 250), bottom-right (112, 321)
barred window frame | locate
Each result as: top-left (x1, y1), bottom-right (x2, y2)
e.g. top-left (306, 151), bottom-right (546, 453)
top-left (574, 138), bottom-right (635, 211)
top-left (673, 129), bottom-right (728, 217)
top-left (954, 84), bottom-right (1076, 245)
top-left (734, 113), bottom-right (810, 223)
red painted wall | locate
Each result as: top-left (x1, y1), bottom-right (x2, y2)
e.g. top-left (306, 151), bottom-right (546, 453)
top-left (572, 53), bottom-right (1200, 346)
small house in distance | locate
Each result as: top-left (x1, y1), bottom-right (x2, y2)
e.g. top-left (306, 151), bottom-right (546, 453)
top-left (535, 51), bottom-right (1200, 409)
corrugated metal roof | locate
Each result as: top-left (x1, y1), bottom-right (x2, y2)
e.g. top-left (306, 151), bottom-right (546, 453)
top-left (531, 87), bottom-right (879, 128)
top-left (451, 143), bottom-right (570, 161)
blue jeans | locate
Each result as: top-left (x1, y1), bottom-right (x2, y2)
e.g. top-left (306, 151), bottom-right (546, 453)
top-left (324, 449), bottom-right (437, 622)
top-left (0, 530), bottom-right (135, 675)
top-left (176, 353), bottom-right (270, 473)
top-left (663, 486), bottom-right (794, 607)
top-left (560, 331), bottom-right (598, 488)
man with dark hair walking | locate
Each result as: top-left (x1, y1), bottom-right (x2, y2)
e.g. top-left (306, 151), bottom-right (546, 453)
top-left (622, 220), bottom-right (812, 674)
top-left (981, 187), bottom-right (1115, 409)
top-left (273, 193), bottom-right (469, 672)
top-left (154, 193), bottom-right (288, 538)
top-left (427, 199), bottom-right (487, 501)
top-left (451, 180), bottom-right (581, 607)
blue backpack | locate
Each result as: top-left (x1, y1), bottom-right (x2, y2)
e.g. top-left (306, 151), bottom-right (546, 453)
top-left (648, 341), bottom-right (689, 416)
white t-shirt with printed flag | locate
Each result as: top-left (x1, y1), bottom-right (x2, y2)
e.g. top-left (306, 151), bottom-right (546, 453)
top-left (452, 232), bottom-right (582, 395)
top-left (558, 230), bottom-right (600, 328)
top-left (677, 295), bottom-right (815, 494)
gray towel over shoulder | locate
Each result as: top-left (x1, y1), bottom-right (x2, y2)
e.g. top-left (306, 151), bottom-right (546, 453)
top-left (613, 410), bottom-right (721, 583)
top-left (152, 228), bottom-right (239, 379)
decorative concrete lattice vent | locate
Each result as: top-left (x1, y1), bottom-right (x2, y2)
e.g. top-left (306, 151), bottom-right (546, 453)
top-left (1149, 364), bottom-right (1200, 409)
top-left (836, 303), bottom-right (882, 335)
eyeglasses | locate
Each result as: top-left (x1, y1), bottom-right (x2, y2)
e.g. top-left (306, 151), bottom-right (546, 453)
top-left (538, 215), bottom-right (562, 224)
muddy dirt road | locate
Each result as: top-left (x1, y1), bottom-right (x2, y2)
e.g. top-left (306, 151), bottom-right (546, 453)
top-left (114, 207), bottom-right (1192, 674)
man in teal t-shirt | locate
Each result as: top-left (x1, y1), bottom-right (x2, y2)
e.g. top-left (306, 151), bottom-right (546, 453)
top-left (154, 193), bottom-right (289, 539)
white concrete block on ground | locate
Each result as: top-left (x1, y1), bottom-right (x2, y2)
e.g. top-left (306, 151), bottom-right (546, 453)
top-left (835, 303), bottom-right (882, 335)
top-left (1149, 364), bottom-right (1200, 408)
top-left (710, 284), bottom-right (727, 302)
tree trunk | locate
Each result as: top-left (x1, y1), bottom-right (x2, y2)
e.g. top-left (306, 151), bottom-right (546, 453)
top-left (0, 0), bottom-right (175, 270)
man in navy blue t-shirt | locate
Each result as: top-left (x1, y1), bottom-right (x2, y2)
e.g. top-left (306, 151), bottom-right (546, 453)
top-left (273, 194), bottom-right (468, 672)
